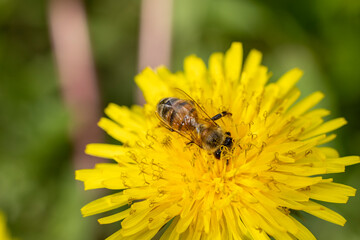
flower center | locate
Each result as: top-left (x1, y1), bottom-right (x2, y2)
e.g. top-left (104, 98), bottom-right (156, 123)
top-left (212, 177), bottom-right (225, 194)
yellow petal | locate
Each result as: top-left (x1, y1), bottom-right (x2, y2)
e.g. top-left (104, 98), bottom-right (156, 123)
top-left (318, 134), bottom-right (336, 145)
top-left (105, 104), bottom-right (145, 133)
top-left (243, 49), bottom-right (262, 78)
top-left (290, 216), bottom-right (316, 240)
top-left (239, 207), bottom-right (275, 239)
top-left (159, 217), bottom-right (179, 240)
top-left (302, 108), bottom-right (330, 119)
top-left (157, 66), bottom-right (189, 92)
top-left (302, 201), bottom-right (346, 226)
top-left (263, 172), bottom-right (322, 188)
top-left (306, 182), bottom-right (356, 203)
top-left (123, 187), bottom-right (157, 200)
top-left (318, 147), bottom-right (339, 158)
top-left (147, 206), bottom-right (172, 230)
top-left (275, 184), bottom-right (309, 201)
top-left (176, 201), bottom-right (200, 233)
top-left (261, 83), bottom-right (279, 115)
top-left (117, 225), bottom-right (160, 240)
top-left (248, 228), bottom-right (271, 240)
top-left (265, 141), bottom-right (306, 153)
top-left (120, 217), bottom-right (149, 237)
top-left (180, 198), bottom-right (195, 219)
top-left (135, 67), bottom-right (171, 106)
top-left (209, 52), bottom-right (224, 84)
top-left (105, 229), bottom-right (123, 240)
top-left (208, 212), bottom-right (222, 240)
top-left (121, 204), bottom-right (151, 231)
top-left (276, 68), bottom-right (303, 98)
top-left (286, 91), bottom-right (324, 117)
top-left (102, 177), bottom-right (140, 190)
top-left (300, 118), bottom-right (347, 140)
top-left (136, 228), bottom-right (163, 240)
top-left (192, 213), bottom-right (205, 240)
top-left (209, 52), bottom-right (226, 105)
top-left (327, 156), bottom-right (360, 166)
top-left (247, 65), bottom-right (269, 95)
top-left (265, 207), bottom-right (298, 235)
top-left (184, 55), bottom-right (207, 87)
top-left (224, 42), bottom-right (243, 83)
top-left (274, 164), bottom-right (326, 176)
top-left (223, 206), bottom-right (244, 239)
top-left (81, 192), bottom-right (128, 217)
top-left (98, 208), bottom-right (131, 224)
top-left (203, 211), bottom-right (211, 234)
top-left (98, 118), bottom-right (137, 145)
top-left (246, 203), bottom-right (286, 232)
top-left (277, 155), bottom-right (296, 163)
top-left (85, 143), bottom-right (127, 159)
top-left (76, 163), bottom-right (146, 190)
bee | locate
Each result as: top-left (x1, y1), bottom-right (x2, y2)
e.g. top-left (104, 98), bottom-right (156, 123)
top-left (156, 92), bottom-right (233, 159)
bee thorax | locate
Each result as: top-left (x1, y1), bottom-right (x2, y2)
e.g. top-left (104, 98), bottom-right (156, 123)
top-left (199, 126), bottom-right (225, 151)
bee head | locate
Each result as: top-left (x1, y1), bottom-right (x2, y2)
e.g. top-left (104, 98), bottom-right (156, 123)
top-left (201, 126), bottom-right (224, 151)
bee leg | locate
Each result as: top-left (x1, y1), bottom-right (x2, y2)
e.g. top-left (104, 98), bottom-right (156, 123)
top-left (223, 136), bottom-right (233, 148)
top-left (222, 111), bottom-right (232, 117)
top-left (211, 111), bottom-right (232, 121)
top-left (214, 149), bottom-right (222, 159)
top-left (225, 131), bottom-right (231, 136)
top-left (186, 141), bottom-right (194, 145)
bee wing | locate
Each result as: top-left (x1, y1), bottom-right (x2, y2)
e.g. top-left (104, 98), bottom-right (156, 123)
top-left (154, 111), bottom-right (202, 148)
top-left (173, 88), bottom-right (218, 126)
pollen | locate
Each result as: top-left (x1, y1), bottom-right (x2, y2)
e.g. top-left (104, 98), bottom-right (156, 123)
top-left (76, 42), bottom-right (359, 240)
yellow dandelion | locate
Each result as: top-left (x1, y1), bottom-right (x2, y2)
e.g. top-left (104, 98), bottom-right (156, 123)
top-left (76, 42), bottom-right (359, 240)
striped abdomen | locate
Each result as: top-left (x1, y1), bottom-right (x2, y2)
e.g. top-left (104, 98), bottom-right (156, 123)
top-left (157, 97), bottom-right (198, 132)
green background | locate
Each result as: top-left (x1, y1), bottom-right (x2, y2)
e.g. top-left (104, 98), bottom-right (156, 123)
top-left (0, 0), bottom-right (359, 239)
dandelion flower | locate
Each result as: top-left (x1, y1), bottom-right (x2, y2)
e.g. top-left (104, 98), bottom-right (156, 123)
top-left (76, 42), bottom-right (359, 239)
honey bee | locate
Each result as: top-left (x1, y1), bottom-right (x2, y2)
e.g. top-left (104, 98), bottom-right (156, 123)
top-left (156, 92), bottom-right (233, 159)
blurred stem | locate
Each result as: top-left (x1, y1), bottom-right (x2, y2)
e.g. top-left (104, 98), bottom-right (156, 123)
top-left (137, 0), bottom-right (173, 104)
top-left (48, 0), bottom-right (103, 170)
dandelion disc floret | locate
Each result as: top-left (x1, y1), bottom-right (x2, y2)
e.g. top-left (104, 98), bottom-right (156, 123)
top-left (76, 42), bottom-right (359, 240)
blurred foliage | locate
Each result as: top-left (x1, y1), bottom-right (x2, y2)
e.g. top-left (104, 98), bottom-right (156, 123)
top-left (0, 0), bottom-right (359, 239)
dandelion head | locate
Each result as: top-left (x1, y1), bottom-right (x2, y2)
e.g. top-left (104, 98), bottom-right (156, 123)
top-left (76, 43), bottom-right (359, 239)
